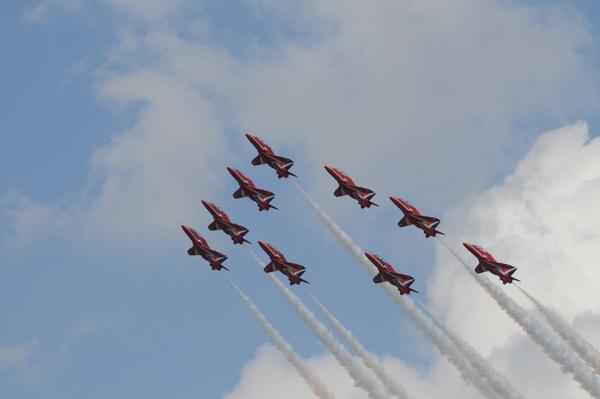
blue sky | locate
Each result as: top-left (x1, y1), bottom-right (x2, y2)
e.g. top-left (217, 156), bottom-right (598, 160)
top-left (3, 1), bottom-right (600, 398)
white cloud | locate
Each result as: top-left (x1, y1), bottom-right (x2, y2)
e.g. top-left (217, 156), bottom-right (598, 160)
top-left (244, 1), bottom-right (593, 184)
top-left (23, 0), bottom-right (82, 23)
top-left (226, 342), bottom-right (508, 399)
top-left (0, 340), bottom-right (37, 370)
top-left (225, 345), bottom-right (358, 399)
top-left (81, 69), bottom-right (228, 244)
top-left (141, 0), bottom-right (598, 210)
top-left (23, 0), bottom-right (185, 23)
top-left (7, 0), bottom-right (598, 247)
top-left (427, 121), bottom-right (600, 397)
top-left (104, 0), bottom-right (187, 21)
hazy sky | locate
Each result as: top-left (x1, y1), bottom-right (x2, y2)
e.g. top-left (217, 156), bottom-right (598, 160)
top-left (2, 1), bottom-right (600, 398)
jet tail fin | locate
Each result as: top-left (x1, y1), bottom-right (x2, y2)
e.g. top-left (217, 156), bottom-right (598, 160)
top-left (259, 202), bottom-right (278, 211)
top-left (279, 170), bottom-right (297, 178)
top-left (232, 235), bottom-right (251, 245)
top-left (373, 273), bottom-right (385, 284)
top-left (292, 270), bottom-right (309, 285)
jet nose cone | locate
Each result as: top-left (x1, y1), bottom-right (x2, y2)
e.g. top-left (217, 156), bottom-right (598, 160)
top-left (364, 252), bottom-right (375, 261)
top-left (257, 240), bottom-right (269, 251)
top-left (324, 165), bottom-right (335, 176)
top-left (201, 199), bottom-right (210, 209)
top-left (462, 242), bottom-right (472, 249)
top-left (245, 132), bottom-right (254, 139)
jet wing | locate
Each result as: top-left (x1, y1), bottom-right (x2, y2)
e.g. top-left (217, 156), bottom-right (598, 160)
top-left (491, 262), bottom-right (517, 275)
top-left (334, 186), bottom-right (346, 197)
top-left (354, 186), bottom-right (374, 195)
top-left (252, 155), bottom-right (267, 165)
top-left (392, 273), bottom-right (414, 286)
top-left (264, 262), bottom-right (276, 273)
top-left (253, 187), bottom-right (275, 200)
top-left (474, 262), bottom-right (486, 273)
top-left (272, 154), bottom-right (294, 168)
top-left (229, 223), bottom-right (249, 235)
top-left (281, 261), bottom-right (305, 273)
top-left (383, 269), bottom-right (411, 282)
top-left (418, 215), bottom-right (441, 226)
top-left (233, 187), bottom-right (249, 198)
top-left (207, 249), bottom-right (227, 262)
top-left (398, 216), bottom-right (413, 227)
top-left (373, 273), bottom-right (385, 283)
top-left (187, 246), bottom-right (201, 256)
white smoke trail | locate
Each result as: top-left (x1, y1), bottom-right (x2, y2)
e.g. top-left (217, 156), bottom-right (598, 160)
top-left (250, 254), bottom-right (388, 399)
top-left (227, 276), bottom-right (336, 399)
top-left (438, 238), bottom-right (600, 398)
top-left (517, 286), bottom-right (600, 376)
top-left (412, 297), bottom-right (521, 399)
top-left (309, 293), bottom-right (413, 399)
top-left (295, 183), bottom-right (519, 399)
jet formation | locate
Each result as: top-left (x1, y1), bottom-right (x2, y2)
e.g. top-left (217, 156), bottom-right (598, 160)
top-left (182, 132), bottom-right (520, 286)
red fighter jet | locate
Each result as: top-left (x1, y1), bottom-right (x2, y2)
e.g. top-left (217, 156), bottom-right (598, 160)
top-left (258, 240), bottom-right (309, 285)
top-left (463, 242), bottom-right (520, 284)
top-left (390, 196), bottom-right (444, 238)
top-left (181, 224), bottom-right (229, 271)
top-left (324, 165), bottom-right (378, 208)
top-left (201, 200), bottom-right (251, 244)
top-left (227, 167), bottom-right (278, 211)
top-left (245, 133), bottom-right (296, 178)
top-left (365, 252), bottom-right (418, 295)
